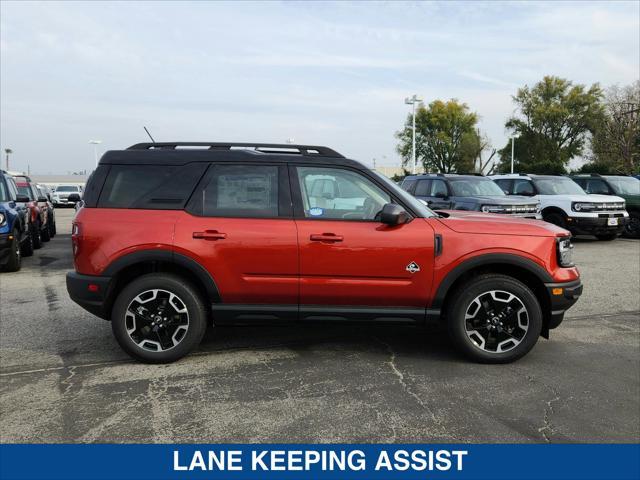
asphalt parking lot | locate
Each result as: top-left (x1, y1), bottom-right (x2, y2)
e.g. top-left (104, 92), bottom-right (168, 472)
top-left (0, 209), bottom-right (638, 443)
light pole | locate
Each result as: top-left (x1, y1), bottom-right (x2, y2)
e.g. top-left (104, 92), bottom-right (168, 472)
top-left (510, 136), bottom-right (515, 174)
top-left (89, 140), bottom-right (102, 168)
top-left (405, 94), bottom-right (423, 174)
top-left (4, 148), bottom-right (12, 171)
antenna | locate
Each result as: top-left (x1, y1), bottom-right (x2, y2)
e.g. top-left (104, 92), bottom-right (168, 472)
top-left (143, 126), bottom-right (156, 143)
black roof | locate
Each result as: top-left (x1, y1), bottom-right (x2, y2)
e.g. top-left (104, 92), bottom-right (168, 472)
top-left (405, 173), bottom-right (487, 180)
top-left (99, 142), bottom-right (367, 168)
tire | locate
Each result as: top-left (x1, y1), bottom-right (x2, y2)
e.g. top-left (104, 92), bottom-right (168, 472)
top-left (49, 215), bottom-right (56, 238)
top-left (20, 228), bottom-right (34, 257)
top-left (3, 228), bottom-right (22, 272)
top-left (41, 223), bottom-right (50, 242)
top-left (447, 274), bottom-right (543, 364)
top-left (543, 211), bottom-right (567, 230)
top-left (111, 273), bottom-right (208, 363)
top-left (623, 213), bottom-right (639, 239)
top-left (32, 222), bottom-right (42, 250)
top-left (595, 233), bottom-right (618, 241)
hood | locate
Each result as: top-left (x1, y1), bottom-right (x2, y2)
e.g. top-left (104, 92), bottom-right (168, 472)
top-left (462, 196), bottom-right (537, 205)
top-left (435, 210), bottom-right (568, 237)
top-left (541, 193), bottom-right (624, 203)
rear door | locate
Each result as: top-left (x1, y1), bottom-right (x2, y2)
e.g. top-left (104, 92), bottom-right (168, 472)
top-left (292, 165), bottom-right (434, 320)
top-left (175, 163), bottom-right (299, 320)
top-left (425, 178), bottom-right (453, 209)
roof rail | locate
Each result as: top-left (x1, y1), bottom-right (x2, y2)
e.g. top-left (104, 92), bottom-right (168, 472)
top-left (127, 142), bottom-right (345, 158)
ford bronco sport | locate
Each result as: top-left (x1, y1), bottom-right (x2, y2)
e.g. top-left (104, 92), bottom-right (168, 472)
top-left (67, 143), bottom-right (582, 364)
top-left (400, 173), bottom-right (540, 218)
top-left (491, 173), bottom-right (628, 240)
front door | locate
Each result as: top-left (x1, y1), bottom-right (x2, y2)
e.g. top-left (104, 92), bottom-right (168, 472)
top-left (175, 163), bottom-right (298, 320)
top-left (292, 165), bottom-right (435, 320)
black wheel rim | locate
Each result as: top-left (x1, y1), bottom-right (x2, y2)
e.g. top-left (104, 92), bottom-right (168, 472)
top-left (464, 290), bottom-right (529, 353)
top-left (125, 289), bottom-right (190, 352)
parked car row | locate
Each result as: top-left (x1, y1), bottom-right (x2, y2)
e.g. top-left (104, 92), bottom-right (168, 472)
top-left (400, 173), bottom-right (639, 240)
top-left (0, 170), bottom-right (61, 272)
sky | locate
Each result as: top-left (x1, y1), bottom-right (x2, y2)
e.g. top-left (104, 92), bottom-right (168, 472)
top-left (1, 0), bottom-right (638, 174)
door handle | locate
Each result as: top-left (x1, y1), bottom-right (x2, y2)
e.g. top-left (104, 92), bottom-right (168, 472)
top-left (310, 233), bottom-right (343, 242)
top-left (193, 230), bottom-right (227, 240)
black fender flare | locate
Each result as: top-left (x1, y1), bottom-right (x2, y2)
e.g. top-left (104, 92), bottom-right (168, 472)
top-left (102, 249), bottom-right (221, 302)
top-left (430, 253), bottom-right (553, 310)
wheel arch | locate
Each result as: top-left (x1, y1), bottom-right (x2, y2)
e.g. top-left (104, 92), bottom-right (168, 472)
top-left (432, 254), bottom-right (553, 336)
top-left (102, 250), bottom-right (220, 318)
top-left (541, 205), bottom-right (567, 218)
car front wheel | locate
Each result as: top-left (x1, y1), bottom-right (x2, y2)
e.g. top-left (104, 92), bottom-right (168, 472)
top-left (2, 228), bottom-right (22, 272)
top-left (111, 273), bottom-right (208, 363)
top-left (447, 274), bottom-right (543, 363)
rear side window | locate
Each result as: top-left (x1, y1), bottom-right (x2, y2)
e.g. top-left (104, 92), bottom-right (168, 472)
top-left (494, 179), bottom-right (512, 194)
top-left (513, 179), bottom-right (535, 196)
top-left (401, 178), bottom-right (417, 193)
top-left (194, 165), bottom-right (280, 218)
top-left (414, 179), bottom-right (431, 196)
top-left (98, 163), bottom-right (207, 209)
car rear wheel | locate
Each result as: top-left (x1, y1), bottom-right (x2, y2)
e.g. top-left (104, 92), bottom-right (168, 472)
top-left (20, 227), bottom-right (34, 257)
top-left (49, 216), bottom-right (56, 238)
top-left (111, 273), bottom-right (208, 363)
top-left (32, 222), bottom-right (42, 249)
top-left (3, 228), bottom-right (22, 272)
top-left (447, 274), bottom-right (543, 363)
top-left (41, 223), bottom-right (50, 242)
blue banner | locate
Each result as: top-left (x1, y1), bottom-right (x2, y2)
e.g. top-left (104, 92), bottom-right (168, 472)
top-left (1, 444), bottom-right (638, 480)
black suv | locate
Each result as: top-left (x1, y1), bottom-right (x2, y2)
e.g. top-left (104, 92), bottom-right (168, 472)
top-left (401, 174), bottom-right (541, 218)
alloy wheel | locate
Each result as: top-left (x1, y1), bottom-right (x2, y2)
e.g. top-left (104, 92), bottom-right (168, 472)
top-left (464, 290), bottom-right (529, 353)
top-left (125, 289), bottom-right (190, 352)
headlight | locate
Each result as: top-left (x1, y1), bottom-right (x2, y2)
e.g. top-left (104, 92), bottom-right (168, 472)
top-left (0, 213), bottom-right (5, 226)
top-left (481, 205), bottom-right (505, 213)
top-left (572, 202), bottom-right (597, 212)
top-left (556, 237), bottom-right (574, 267)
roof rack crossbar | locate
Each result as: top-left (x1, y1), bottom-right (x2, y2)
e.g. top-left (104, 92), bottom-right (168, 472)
top-left (127, 142), bottom-right (345, 158)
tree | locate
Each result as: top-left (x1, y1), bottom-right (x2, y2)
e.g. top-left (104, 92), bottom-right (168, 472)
top-left (589, 81), bottom-right (640, 174)
top-left (396, 99), bottom-right (479, 173)
top-left (497, 76), bottom-right (604, 174)
top-left (460, 129), bottom-right (498, 175)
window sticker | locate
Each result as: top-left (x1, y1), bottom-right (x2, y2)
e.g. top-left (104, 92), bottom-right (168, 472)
top-left (309, 207), bottom-right (324, 216)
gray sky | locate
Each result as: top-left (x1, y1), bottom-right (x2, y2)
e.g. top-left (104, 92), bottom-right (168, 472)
top-left (1, 0), bottom-right (638, 174)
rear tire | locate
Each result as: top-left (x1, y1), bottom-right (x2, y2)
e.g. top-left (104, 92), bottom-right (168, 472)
top-left (447, 274), bottom-right (543, 363)
top-left (20, 228), bottom-right (34, 257)
top-left (111, 273), bottom-right (208, 363)
top-left (41, 224), bottom-right (50, 242)
top-left (49, 215), bottom-right (56, 238)
top-left (3, 228), bottom-right (22, 272)
top-left (32, 222), bottom-right (42, 250)
top-left (595, 233), bottom-right (618, 241)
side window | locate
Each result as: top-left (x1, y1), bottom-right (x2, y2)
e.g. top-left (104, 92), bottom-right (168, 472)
top-left (401, 178), bottom-right (416, 193)
top-left (7, 178), bottom-right (18, 200)
top-left (296, 166), bottom-right (391, 220)
top-left (494, 179), bottom-right (512, 194)
top-left (586, 179), bottom-right (610, 195)
top-left (513, 179), bottom-right (535, 196)
top-left (98, 163), bottom-right (207, 209)
top-left (196, 164), bottom-right (280, 218)
top-left (430, 179), bottom-right (448, 197)
top-left (414, 179), bottom-right (431, 197)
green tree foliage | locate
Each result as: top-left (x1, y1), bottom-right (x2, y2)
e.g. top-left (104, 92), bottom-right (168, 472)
top-left (496, 76), bottom-right (604, 174)
top-left (588, 81), bottom-right (640, 175)
top-left (396, 99), bottom-right (479, 173)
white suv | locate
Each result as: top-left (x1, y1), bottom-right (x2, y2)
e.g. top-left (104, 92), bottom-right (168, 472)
top-left (490, 174), bottom-right (628, 240)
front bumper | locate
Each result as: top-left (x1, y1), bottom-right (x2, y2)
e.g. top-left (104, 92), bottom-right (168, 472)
top-left (0, 233), bottom-right (11, 266)
top-left (66, 271), bottom-right (113, 319)
top-left (544, 279), bottom-right (583, 330)
top-left (566, 215), bottom-right (629, 235)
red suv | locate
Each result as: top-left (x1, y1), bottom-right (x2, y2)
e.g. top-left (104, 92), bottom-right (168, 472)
top-left (67, 142), bottom-right (582, 364)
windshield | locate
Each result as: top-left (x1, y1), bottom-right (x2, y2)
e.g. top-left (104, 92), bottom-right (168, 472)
top-left (0, 180), bottom-right (9, 202)
top-left (56, 185), bottom-right (79, 192)
top-left (606, 176), bottom-right (640, 195)
top-left (17, 185), bottom-right (33, 200)
top-left (370, 170), bottom-right (436, 218)
top-left (449, 178), bottom-right (505, 197)
top-left (534, 177), bottom-right (586, 195)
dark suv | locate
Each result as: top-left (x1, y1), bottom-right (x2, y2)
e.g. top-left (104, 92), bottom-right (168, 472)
top-left (1, 170), bottom-right (33, 271)
top-left (570, 174), bottom-right (639, 238)
top-left (67, 142), bottom-right (582, 364)
top-left (401, 174), bottom-right (540, 218)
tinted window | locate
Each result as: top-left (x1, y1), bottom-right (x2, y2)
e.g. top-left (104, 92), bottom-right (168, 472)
top-left (585, 179), bottom-right (610, 195)
top-left (414, 179), bottom-right (431, 196)
top-left (17, 185), bottom-right (33, 200)
top-left (297, 166), bottom-right (390, 220)
top-left (6, 178), bottom-right (18, 200)
top-left (606, 176), bottom-right (640, 195)
top-left (494, 179), bottom-right (512, 194)
top-left (56, 185), bottom-right (80, 192)
top-left (431, 179), bottom-right (449, 196)
top-left (196, 165), bottom-right (279, 218)
top-left (513, 179), bottom-right (535, 196)
top-left (0, 178), bottom-right (9, 202)
top-left (534, 177), bottom-right (585, 195)
top-left (401, 178), bottom-right (417, 193)
top-left (99, 163), bottom-right (207, 209)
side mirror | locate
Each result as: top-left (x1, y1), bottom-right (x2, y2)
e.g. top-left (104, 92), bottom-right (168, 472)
top-left (380, 203), bottom-right (410, 226)
top-left (67, 193), bottom-right (81, 202)
top-left (15, 194), bottom-right (30, 203)
top-left (434, 191), bottom-right (447, 199)
top-left (38, 196), bottom-right (48, 202)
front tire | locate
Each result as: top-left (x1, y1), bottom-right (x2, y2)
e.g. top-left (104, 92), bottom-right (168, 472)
top-left (41, 223), bottom-right (50, 242)
top-left (623, 213), bottom-right (639, 238)
top-left (20, 227), bottom-right (34, 257)
top-left (543, 211), bottom-right (567, 230)
top-left (3, 228), bottom-right (22, 272)
top-left (447, 274), bottom-right (543, 363)
top-left (111, 273), bottom-right (207, 363)
top-left (32, 222), bottom-right (42, 250)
